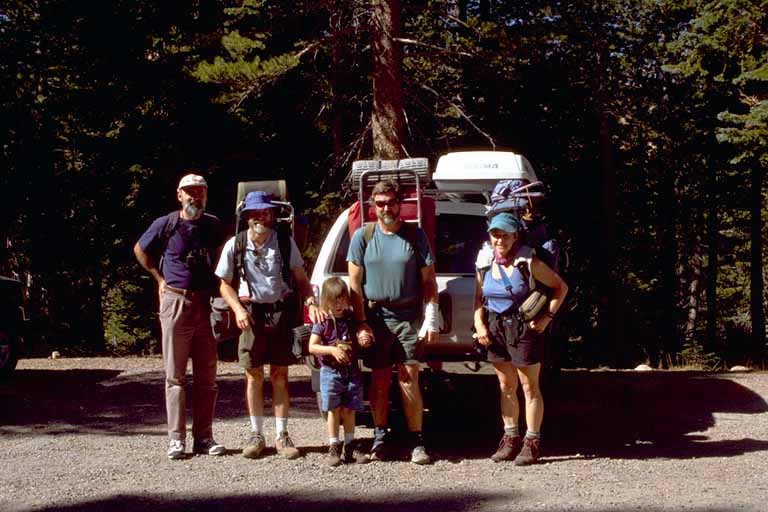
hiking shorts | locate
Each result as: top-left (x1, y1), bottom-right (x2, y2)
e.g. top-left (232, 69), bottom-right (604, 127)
top-left (319, 365), bottom-right (364, 412)
top-left (485, 310), bottom-right (544, 367)
top-left (362, 309), bottom-right (424, 369)
top-left (238, 303), bottom-right (296, 368)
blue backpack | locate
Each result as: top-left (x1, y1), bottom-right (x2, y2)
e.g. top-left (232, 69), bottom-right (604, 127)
top-left (488, 179), bottom-right (561, 274)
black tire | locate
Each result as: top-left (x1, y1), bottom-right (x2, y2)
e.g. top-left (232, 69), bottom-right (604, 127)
top-left (0, 330), bottom-right (19, 379)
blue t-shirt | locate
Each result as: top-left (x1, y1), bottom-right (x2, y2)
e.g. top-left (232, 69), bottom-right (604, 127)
top-left (311, 314), bottom-right (355, 368)
top-left (137, 212), bottom-right (223, 291)
top-left (481, 245), bottom-right (534, 314)
top-left (347, 223), bottom-right (434, 321)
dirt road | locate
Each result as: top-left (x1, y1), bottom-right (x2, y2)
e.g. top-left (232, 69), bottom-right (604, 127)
top-left (1, 357), bottom-right (766, 511)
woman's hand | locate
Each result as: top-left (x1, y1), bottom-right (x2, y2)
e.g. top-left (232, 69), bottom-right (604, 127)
top-left (529, 314), bottom-right (552, 333)
top-left (474, 324), bottom-right (492, 346)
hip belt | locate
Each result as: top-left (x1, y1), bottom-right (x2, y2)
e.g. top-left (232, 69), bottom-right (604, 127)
top-left (366, 297), bottom-right (419, 310)
top-left (165, 286), bottom-right (210, 300)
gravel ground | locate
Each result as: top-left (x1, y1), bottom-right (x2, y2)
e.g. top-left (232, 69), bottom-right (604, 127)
top-left (1, 356), bottom-right (767, 512)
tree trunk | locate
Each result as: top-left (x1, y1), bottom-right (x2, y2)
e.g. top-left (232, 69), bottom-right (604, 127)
top-left (371, 0), bottom-right (406, 159)
top-left (684, 238), bottom-right (704, 344)
top-left (331, 10), bottom-right (344, 164)
top-left (658, 141), bottom-right (678, 368)
top-left (749, 166), bottom-right (765, 358)
top-left (706, 160), bottom-right (718, 349)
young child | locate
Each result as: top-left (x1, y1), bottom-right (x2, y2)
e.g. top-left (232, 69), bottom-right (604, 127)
top-left (308, 277), bottom-right (369, 466)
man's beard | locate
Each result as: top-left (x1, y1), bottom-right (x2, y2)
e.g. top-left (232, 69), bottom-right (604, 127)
top-left (249, 220), bottom-right (271, 236)
top-left (379, 212), bottom-right (397, 226)
top-left (183, 201), bottom-right (204, 220)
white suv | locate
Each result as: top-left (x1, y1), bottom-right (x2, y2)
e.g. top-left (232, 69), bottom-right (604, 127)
top-left (308, 151), bottom-right (541, 362)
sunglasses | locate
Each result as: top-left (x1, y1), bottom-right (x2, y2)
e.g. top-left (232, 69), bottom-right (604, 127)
top-left (373, 198), bottom-right (399, 208)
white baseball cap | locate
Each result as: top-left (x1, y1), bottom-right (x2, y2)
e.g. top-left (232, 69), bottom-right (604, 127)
top-left (177, 174), bottom-right (207, 190)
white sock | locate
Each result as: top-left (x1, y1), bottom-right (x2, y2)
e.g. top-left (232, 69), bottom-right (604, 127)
top-left (344, 432), bottom-right (355, 444)
top-left (250, 416), bottom-right (264, 435)
top-left (329, 436), bottom-right (339, 445)
top-left (276, 417), bottom-right (288, 438)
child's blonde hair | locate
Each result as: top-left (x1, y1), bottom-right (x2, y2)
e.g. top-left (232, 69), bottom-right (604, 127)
top-left (319, 276), bottom-right (350, 313)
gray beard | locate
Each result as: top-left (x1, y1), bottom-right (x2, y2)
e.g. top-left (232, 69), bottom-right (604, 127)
top-left (380, 214), bottom-right (397, 226)
top-left (251, 224), bottom-right (269, 236)
top-left (184, 203), bottom-right (203, 220)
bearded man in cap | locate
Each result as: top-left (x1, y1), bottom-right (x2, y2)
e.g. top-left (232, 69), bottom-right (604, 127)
top-left (134, 173), bottom-right (226, 460)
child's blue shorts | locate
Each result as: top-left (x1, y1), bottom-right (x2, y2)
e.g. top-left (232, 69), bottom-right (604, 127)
top-left (319, 365), bottom-right (364, 412)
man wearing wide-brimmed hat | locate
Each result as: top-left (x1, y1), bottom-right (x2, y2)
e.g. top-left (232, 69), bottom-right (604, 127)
top-left (216, 190), bottom-right (323, 460)
top-left (134, 173), bottom-right (226, 460)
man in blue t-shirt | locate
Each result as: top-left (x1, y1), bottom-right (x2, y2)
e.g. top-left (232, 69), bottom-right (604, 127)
top-left (347, 179), bottom-right (439, 465)
top-left (134, 173), bottom-right (225, 460)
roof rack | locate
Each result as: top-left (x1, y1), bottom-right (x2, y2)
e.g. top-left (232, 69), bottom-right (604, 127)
top-left (348, 158), bottom-right (431, 231)
top-left (347, 158), bottom-right (431, 192)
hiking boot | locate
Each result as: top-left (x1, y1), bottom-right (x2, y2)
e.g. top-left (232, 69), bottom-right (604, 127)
top-left (167, 439), bottom-right (185, 460)
top-left (342, 439), bottom-right (370, 464)
top-left (410, 445), bottom-right (432, 465)
top-left (513, 436), bottom-right (541, 466)
top-left (325, 441), bottom-right (343, 467)
top-left (193, 438), bottom-right (226, 456)
top-left (369, 427), bottom-right (389, 462)
top-left (242, 433), bottom-right (266, 459)
top-left (275, 431), bottom-right (300, 460)
top-left (491, 434), bottom-right (523, 462)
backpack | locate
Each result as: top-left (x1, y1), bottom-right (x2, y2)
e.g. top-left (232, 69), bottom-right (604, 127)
top-left (487, 179), bottom-right (561, 274)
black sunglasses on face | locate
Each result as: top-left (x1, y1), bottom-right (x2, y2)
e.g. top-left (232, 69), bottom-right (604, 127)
top-left (374, 199), bottom-right (398, 208)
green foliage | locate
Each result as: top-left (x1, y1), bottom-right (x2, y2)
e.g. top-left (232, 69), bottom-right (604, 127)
top-left (103, 279), bottom-right (155, 356)
top-left (679, 340), bottom-right (721, 370)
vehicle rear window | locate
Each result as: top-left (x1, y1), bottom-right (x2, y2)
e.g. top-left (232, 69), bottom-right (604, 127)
top-left (333, 214), bottom-right (487, 275)
top-left (434, 214), bottom-right (487, 274)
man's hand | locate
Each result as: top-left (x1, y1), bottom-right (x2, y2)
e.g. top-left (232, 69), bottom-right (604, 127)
top-left (234, 305), bottom-right (253, 331)
top-left (158, 279), bottom-right (168, 301)
top-left (356, 323), bottom-right (374, 348)
top-left (307, 304), bottom-right (327, 324)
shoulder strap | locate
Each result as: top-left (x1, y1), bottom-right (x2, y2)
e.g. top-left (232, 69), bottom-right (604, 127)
top-left (158, 211), bottom-right (181, 271)
top-left (362, 222), bottom-right (376, 246)
top-left (277, 227), bottom-right (292, 284)
top-left (233, 230), bottom-right (249, 295)
top-left (160, 211), bottom-right (180, 252)
top-left (498, 263), bottom-right (516, 294)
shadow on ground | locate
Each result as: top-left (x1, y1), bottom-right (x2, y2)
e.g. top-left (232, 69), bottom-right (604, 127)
top-left (1, 363), bottom-right (767, 462)
top-left (421, 370), bottom-right (768, 461)
top-left (26, 491), bottom-right (511, 512)
top-left (22, 492), bottom-right (755, 512)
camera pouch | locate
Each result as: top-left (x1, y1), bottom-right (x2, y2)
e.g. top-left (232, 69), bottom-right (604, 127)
top-left (210, 297), bottom-right (241, 343)
top-left (519, 288), bottom-right (548, 322)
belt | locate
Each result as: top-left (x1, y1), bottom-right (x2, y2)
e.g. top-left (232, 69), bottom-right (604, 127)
top-left (165, 286), bottom-right (209, 299)
top-left (366, 298), bottom-right (418, 310)
top-left (241, 300), bottom-right (285, 313)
